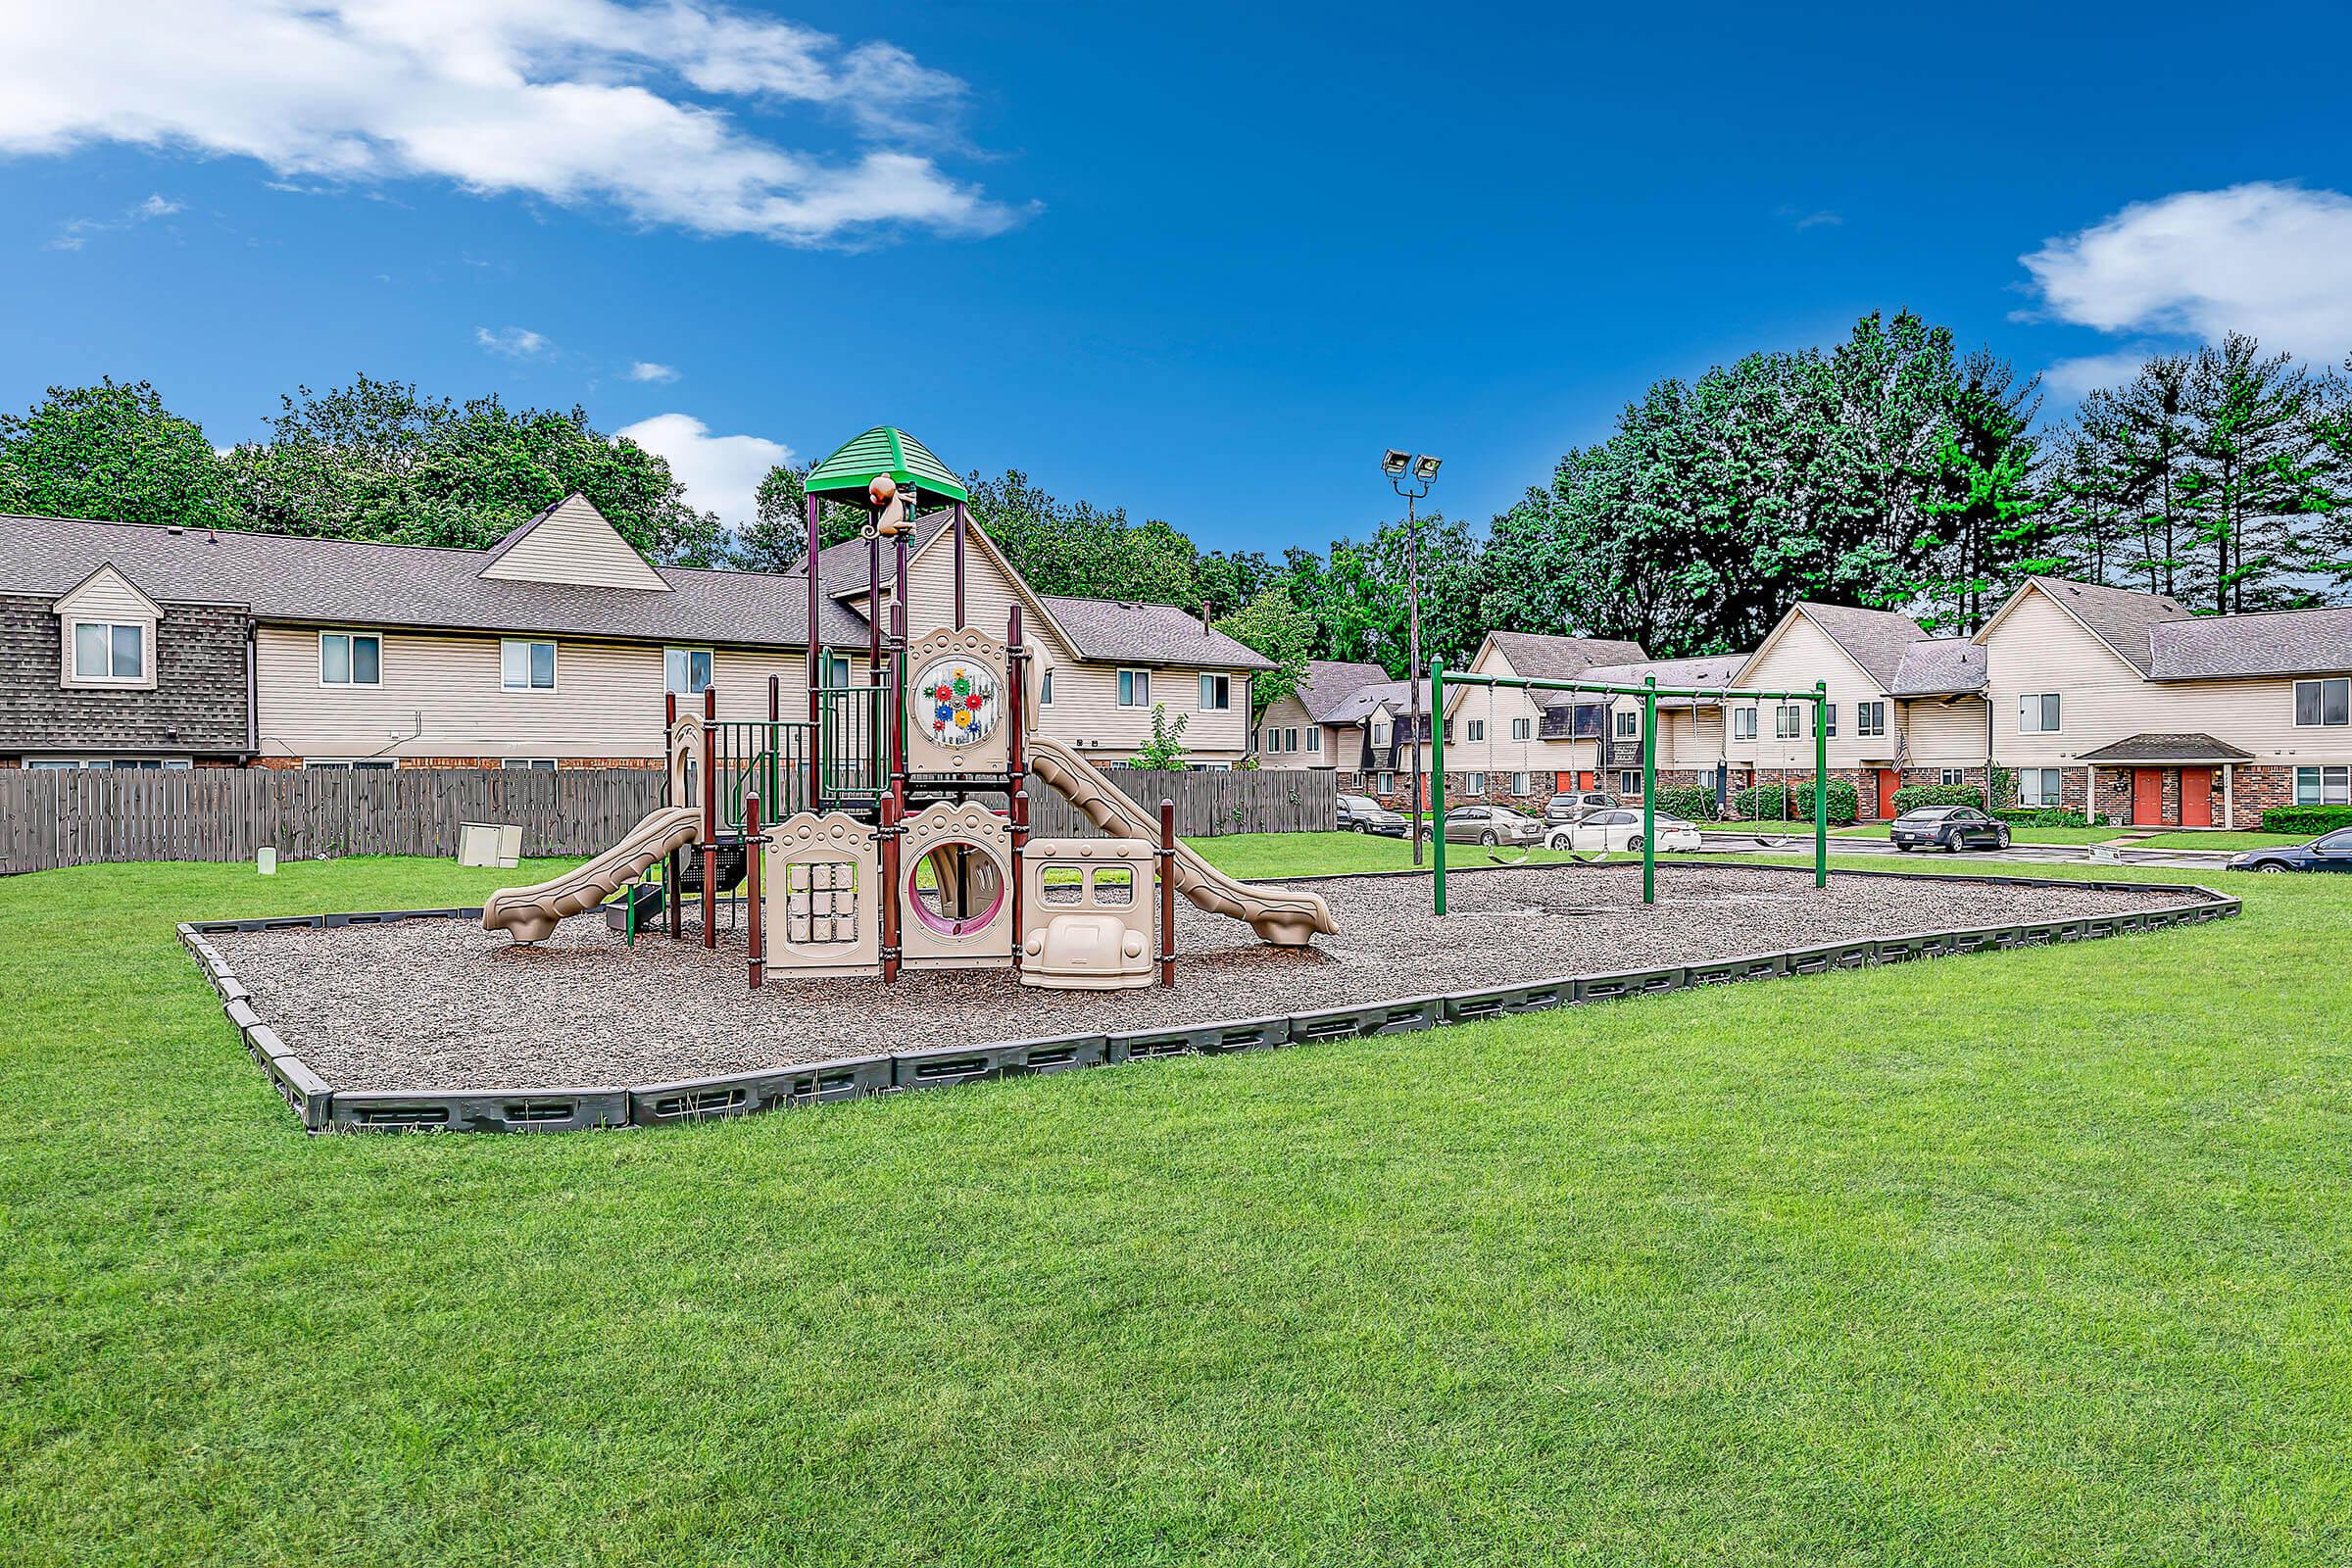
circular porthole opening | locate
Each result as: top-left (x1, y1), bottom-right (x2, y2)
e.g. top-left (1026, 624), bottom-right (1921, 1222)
top-left (908, 841), bottom-right (1006, 938)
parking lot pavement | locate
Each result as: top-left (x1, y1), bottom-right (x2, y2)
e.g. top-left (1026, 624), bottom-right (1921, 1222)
top-left (1692, 830), bottom-right (2238, 873)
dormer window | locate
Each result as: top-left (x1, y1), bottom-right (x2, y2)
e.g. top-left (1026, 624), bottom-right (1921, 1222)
top-left (72, 621), bottom-right (147, 685)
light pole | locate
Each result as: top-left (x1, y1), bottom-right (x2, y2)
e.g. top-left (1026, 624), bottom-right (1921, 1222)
top-left (1382, 449), bottom-right (1442, 865)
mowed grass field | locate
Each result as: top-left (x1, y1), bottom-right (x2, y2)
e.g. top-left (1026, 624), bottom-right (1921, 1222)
top-left (4, 840), bottom-right (2349, 1566)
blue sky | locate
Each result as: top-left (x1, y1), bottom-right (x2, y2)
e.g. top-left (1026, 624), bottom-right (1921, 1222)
top-left (2, 1), bottom-right (2347, 552)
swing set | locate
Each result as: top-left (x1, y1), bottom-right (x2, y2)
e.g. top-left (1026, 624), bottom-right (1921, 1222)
top-left (1429, 663), bottom-right (1831, 912)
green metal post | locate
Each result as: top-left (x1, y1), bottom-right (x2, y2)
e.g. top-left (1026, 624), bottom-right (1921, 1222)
top-left (1813, 679), bottom-right (1830, 888)
top-left (1430, 659), bottom-right (1448, 915)
top-left (1642, 676), bottom-right (1658, 906)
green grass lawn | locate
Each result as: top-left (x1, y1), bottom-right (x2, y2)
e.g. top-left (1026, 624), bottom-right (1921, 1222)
top-left (2129, 830), bottom-right (2313, 852)
top-left (6, 841), bottom-right (2349, 1565)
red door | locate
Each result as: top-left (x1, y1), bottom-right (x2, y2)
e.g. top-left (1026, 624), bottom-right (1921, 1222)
top-left (2180, 768), bottom-right (2212, 827)
top-left (2131, 767), bottom-right (2165, 826)
top-left (1875, 769), bottom-right (1899, 820)
top-left (1554, 770), bottom-right (1575, 792)
top-left (1577, 770), bottom-right (1595, 790)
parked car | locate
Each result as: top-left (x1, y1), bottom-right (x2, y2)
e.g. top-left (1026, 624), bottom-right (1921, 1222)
top-left (1544, 808), bottom-right (1702, 854)
top-left (2228, 827), bottom-right (2352, 873)
top-left (1420, 804), bottom-right (1545, 847)
top-left (1336, 794), bottom-right (1409, 837)
top-left (1543, 791), bottom-right (1622, 823)
top-left (1888, 806), bottom-right (2012, 853)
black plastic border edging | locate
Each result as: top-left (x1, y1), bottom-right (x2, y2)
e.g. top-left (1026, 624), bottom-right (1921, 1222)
top-left (178, 862), bottom-right (2241, 1137)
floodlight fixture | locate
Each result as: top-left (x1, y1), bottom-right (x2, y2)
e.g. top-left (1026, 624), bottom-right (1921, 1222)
top-left (1381, 448), bottom-right (1411, 476)
top-left (1413, 454), bottom-right (1443, 482)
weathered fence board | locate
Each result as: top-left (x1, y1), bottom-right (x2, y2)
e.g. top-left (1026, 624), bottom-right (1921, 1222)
top-left (1, 762), bottom-right (1334, 874)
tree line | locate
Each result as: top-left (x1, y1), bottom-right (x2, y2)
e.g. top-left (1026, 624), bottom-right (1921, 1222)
top-left (6, 312), bottom-right (2347, 719)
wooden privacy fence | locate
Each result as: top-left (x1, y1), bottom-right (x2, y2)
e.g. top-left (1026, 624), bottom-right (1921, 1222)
top-left (2, 763), bottom-right (1333, 874)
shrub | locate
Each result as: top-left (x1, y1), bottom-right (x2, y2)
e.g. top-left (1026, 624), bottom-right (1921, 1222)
top-left (1891, 783), bottom-right (1982, 813)
top-left (2260, 805), bottom-right (2352, 835)
top-left (1653, 784), bottom-right (1718, 821)
top-left (1732, 780), bottom-right (1857, 825)
top-left (1995, 808), bottom-right (2085, 827)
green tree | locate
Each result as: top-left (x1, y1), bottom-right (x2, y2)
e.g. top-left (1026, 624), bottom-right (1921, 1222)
top-left (2178, 332), bottom-right (2321, 612)
top-left (1213, 585), bottom-right (1315, 717)
top-left (0, 378), bottom-right (241, 529)
top-left (738, 463), bottom-right (864, 571)
top-left (1129, 704), bottom-right (1190, 769)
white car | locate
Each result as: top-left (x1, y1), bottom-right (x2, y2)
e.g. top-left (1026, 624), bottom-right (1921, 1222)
top-left (1544, 808), bottom-right (1702, 854)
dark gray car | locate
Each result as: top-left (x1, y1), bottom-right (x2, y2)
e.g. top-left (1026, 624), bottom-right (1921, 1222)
top-left (1889, 806), bottom-right (2012, 853)
top-left (2228, 826), bottom-right (2352, 872)
top-left (1337, 793), bottom-right (1409, 837)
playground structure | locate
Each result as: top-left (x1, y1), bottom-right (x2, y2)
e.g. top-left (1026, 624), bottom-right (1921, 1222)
top-left (481, 426), bottom-right (1335, 988)
top-left (1428, 662), bottom-right (1833, 912)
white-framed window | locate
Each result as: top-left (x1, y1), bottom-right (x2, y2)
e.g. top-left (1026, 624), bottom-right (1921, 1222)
top-left (1733, 706), bottom-right (1757, 740)
top-left (1940, 768), bottom-right (1966, 787)
top-left (1467, 719), bottom-right (1486, 742)
top-left (1307, 727), bottom-right (1321, 754)
top-left (1117, 668), bottom-right (1150, 708)
top-left (1371, 718), bottom-right (1392, 746)
top-left (1614, 709), bottom-right (1639, 739)
top-left (1465, 771), bottom-right (1486, 793)
top-left (1039, 668), bottom-right (1054, 705)
top-left (502, 639), bottom-right (556, 691)
top-left (70, 620), bottom-right (148, 685)
top-left (1619, 770), bottom-right (1640, 796)
top-left (2294, 678), bottom-right (2349, 727)
top-left (664, 646), bottom-right (712, 696)
top-left (1512, 771), bottom-right (1532, 796)
top-left (500, 759), bottom-right (558, 771)
top-left (26, 757), bottom-right (192, 770)
top-left (303, 758), bottom-right (398, 770)
top-left (1511, 716), bottom-right (1532, 740)
top-left (2019, 692), bottom-right (2062, 733)
top-left (1377, 771), bottom-right (1395, 794)
top-left (2295, 764), bottom-right (2350, 806)
top-left (1775, 704), bottom-right (1801, 739)
top-left (1857, 701), bottom-right (1886, 737)
top-left (2019, 767), bottom-right (2064, 808)
top-left (1280, 727), bottom-right (1296, 752)
top-left (1199, 673), bottom-right (1231, 710)
top-left (319, 631), bottom-right (382, 687)
top-left (1821, 704), bottom-right (1838, 737)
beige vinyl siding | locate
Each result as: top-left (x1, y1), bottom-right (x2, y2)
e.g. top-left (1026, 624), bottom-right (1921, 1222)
top-left (1251, 692), bottom-right (1329, 768)
top-left (54, 564), bottom-right (164, 690)
top-left (1898, 697), bottom-right (1989, 766)
top-left (1651, 703), bottom-right (1727, 770)
top-left (1448, 643), bottom-right (1552, 780)
top-left (478, 496), bottom-right (670, 592)
top-left (1041, 661), bottom-right (1250, 762)
top-left (1727, 615), bottom-right (1886, 769)
top-left (1984, 587), bottom-right (2352, 766)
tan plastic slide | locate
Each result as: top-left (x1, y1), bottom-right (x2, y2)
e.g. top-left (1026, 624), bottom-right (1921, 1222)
top-left (1023, 735), bottom-right (1338, 947)
top-left (481, 805), bottom-right (702, 944)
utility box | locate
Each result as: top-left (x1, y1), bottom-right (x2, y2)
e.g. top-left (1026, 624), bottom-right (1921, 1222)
top-left (458, 821), bottom-right (523, 868)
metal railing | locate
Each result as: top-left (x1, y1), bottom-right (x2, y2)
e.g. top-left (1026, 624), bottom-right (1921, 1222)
top-left (706, 720), bottom-right (812, 828)
top-left (814, 684), bottom-right (889, 801)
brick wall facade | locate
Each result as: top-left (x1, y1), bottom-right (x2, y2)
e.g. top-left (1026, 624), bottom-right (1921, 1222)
top-left (0, 593), bottom-right (250, 759)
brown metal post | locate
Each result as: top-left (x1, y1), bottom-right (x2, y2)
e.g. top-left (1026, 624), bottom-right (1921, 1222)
top-left (664, 689), bottom-right (681, 938)
top-left (1006, 602), bottom-right (1027, 973)
top-left (1158, 798), bottom-right (1177, 987)
top-left (767, 672), bottom-right (779, 722)
top-left (745, 792), bottom-right (764, 989)
top-left (806, 492), bottom-right (821, 808)
top-left (881, 596), bottom-right (907, 984)
top-left (700, 684), bottom-right (718, 951)
top-left (954, 499), bottom-right (968, 629)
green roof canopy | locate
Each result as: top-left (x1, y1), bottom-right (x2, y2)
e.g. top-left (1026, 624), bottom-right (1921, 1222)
top-left (804, 426), bottom-right (968, 504)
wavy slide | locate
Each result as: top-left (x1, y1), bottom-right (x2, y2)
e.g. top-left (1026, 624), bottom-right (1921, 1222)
top-left (1024, 735), bottom-right (1338, 947)
top-left (482, 805), bottom-right (702, 944)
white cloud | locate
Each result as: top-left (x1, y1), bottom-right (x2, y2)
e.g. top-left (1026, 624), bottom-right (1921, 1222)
top-left (0, 1), bottom-right (1020, 247)
top-left (2040, 349), bottom-right (2164, 399)
top-left (625, 361), bottom-right (679, 383)
top-left (2021, 182), bottom-right (2352, 362)
top-left (474, 324), bottom-right (551, 358)
top-left (618, 412), bottom-right (789, 525)
top-left (47, 190), bottom-right (183, 249)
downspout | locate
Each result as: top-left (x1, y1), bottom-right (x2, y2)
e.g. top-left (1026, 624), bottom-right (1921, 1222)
top-left (1984, 689), bottom-right (1994, 811)
top-left (244, 620), bottom-right (259, 764)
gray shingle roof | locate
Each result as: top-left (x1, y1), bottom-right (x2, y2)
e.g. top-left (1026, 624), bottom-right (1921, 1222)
top-left (1792, 602), bottom-right (1931, 690)
top-left (2146, 606), bottom-right (2352, 680)
top-left (1322, 678), bottom-right (1433, 725)
top-left (2075, 732), bottom-right (2255, 763)
top-left (1295, 660), bottom-right (1392, 722)
top-left (2021, 577), bottom-right (2190, 675)
top-left (0, 513), bottom-right (872, 648)
top-left (1890, 639), bottom-right (1986, 697)
top-left (1486, 630), bottom-right (1650, 680)
top-left (1034, 595), bottom-right (1271, 670)
top-left (813, 509), bottom-right (956, 598)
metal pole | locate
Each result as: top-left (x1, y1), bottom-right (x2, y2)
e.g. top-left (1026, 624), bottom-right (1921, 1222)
top-left (1642, 676), bottom-right (1658, 906)
top-left (700, 684), bottom-right (717, 950)
top-left (745, 791), bottom-right (763, 988)
top-left (1430, 658), bottom-right (1448, 915)
top-left (1158, 798), bottom-right (1176, 987)
top-left (1814, 679), bottom-right (1830, 889)
top-left (664, 689), bottom-right (681, 939)
top-left (805, 493), bottom-right (821, 808)
top-left (1008, 604), bottom-right (1027, 974)
top-left (1406, 488), bottom-right (1424, 867)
